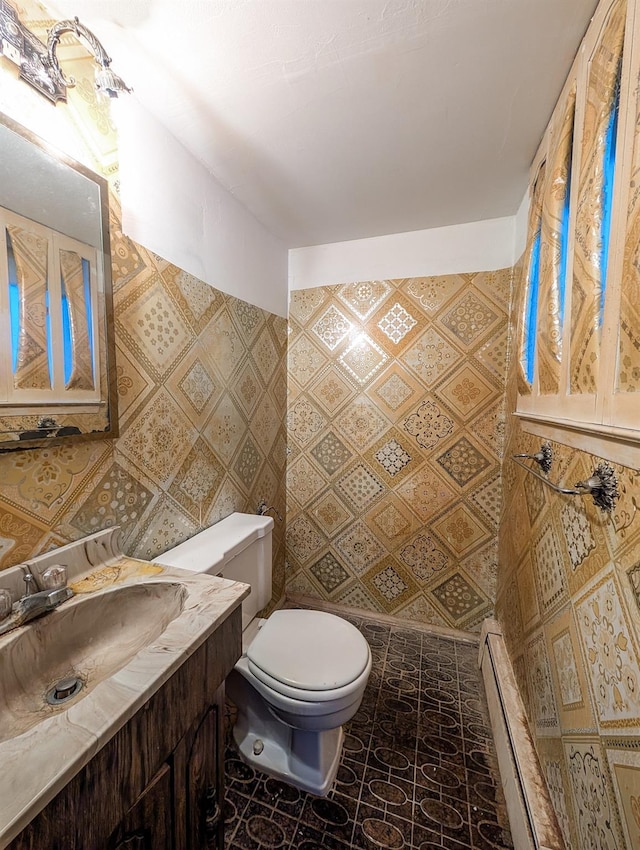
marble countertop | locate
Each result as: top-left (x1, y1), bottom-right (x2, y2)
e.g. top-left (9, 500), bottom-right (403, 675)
top-left (0, 543), bottom-right (249, 848)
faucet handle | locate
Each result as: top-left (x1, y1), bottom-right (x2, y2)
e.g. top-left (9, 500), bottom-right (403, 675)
top-left (0, 589), bottom-right (12, 621)
top-left (42, 565), bottom-right (67, 590)
top-left (22, 570), bottom-right (36, 596)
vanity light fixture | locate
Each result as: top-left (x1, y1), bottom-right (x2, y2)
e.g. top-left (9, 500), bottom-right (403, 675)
top-left (0, 3), bottom-right (131, 102)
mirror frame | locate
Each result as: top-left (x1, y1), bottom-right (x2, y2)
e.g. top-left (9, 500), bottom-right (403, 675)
top-left (0, 111), bottom-right (118, 452)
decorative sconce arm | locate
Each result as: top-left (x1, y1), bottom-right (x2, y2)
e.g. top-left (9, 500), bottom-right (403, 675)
top-left (47, 18), bottom-right (132, 98)
top-left (513, 442), bottom-right (553, 475)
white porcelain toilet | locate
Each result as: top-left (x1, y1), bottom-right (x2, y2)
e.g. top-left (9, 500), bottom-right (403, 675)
top-left (154, 512), bottom-right (371, 795)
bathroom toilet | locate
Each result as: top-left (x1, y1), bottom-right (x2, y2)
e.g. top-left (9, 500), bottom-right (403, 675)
top-left (155, 512), bottom-right (371, 795)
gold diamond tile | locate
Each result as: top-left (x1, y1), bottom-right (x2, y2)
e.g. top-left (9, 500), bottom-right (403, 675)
top-left (166, 342), bottom-right (222, 429)
top-left (362, 556), bottom-right (419, 612)
top-left (287, 514), bottom-right (325, 566)
top-left (363, 428), bottom-right (417, 485)
top-left (437, 288), bottom-right (502, 349)
top-left (250, 393), bottom-right (282, 456)
top-left (369, 293), bottom-right (422, 353)
top-left (435, 433), bottom-right (493, 488)
top-left (252, 324), bottom-right (281, 387)
top-left (475, 325), bottom-right (509, 381)
top-left (119, 389), bottom-right (197, 487)
top-left (366, 363), bottom-right (424, 421)
top-left (310, 366), bottom-right (356, 415)
top-left (289, 287), bottom-right (329, 323)
top-left (403, 274), bottom-right (467, 313)
top-left (435, 363), bottom-right (497, 420)
top-left (335, 395), bottom-right (389, 451)
top-left (397, 530), bottom-right (451, 584)
top-left (287, 456), bottom-right (327, 509)
top-left (431, 502), bottom-right (490, 557)
top-left (337, 280), bottom-right (391, 320)
top-left (114, 342), bottom-right (154, 426)
top-left (208, 307), bottom-right (246, 381)
top-left (364, 494), bottom-right (418, 552)
top-left (336, 461), bottom-right (386, 513)
top-left (404, 327), bottom-right (462, 387)
top-left (311, 304), bottom-right (353, 351)
top-left (310, 491), bottom-right (354, 536)
top-left (232, 361), bottom-right (262, 416)
top-left (287, 396), bottom-right (327, 448)
top-left (402, 399), bottom-right (454, 451)
top-left (288, 333), bottom-right (327, 387)
top-left (116, 273), bottom-right (193, 381)
top-left (168, 438), bottom-right (224, 521)
top-left (160, 264), bottom-right (223, 333)
top-left (396, 465), bottom-right (457, 523)
top-left (335, 519), bottom-right (386, 575)
top-left (232, 298), bottom-right (266, 343)
top-left (204, 391), bottom-right (248, 464)
top-left (338, 333), bottom-right (389, 386)
top-left (429, 570), bottom-right (491, 626)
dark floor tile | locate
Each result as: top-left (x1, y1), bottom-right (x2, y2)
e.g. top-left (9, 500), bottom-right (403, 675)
top-left (224, 614), bottom-right (512, 850)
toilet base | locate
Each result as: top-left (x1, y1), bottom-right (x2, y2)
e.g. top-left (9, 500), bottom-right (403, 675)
top-left (232, 710), bottom-right (344, 796)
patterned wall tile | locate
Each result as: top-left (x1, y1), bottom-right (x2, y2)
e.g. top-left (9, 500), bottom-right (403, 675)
top-left (405, 274), bottom-right (466, 313)
top-left (363, 428), bottom-right (416, 485)
top-left (336, 462), bottom-right (386, 513)
top-left (206, 392), bottom-right (247, 463)
top-left (362, 556), bottom-right (418, 612)
top-left (287, 271), bottom-right (510, 631)
top-left (311, 304), bottom-right (353, 351)
top-left (286, 456), bottom-right (326, 509)
top-left (335, 395), bottom-right (389, 451)
top-left (69, 460), bottom-right (153, 537)
top-left (435, 363), bottom-right (497, 421)
top-left (160, 264), bottom-right (222, 334)
top-left (576, 572), bottom-right (640, 730)
top-left (310, 366), bottom-right (355, 415)
top-left (338, 333), bottom-right (389, 386)
top-left (288, 333), bottom-right (327, 387)
top-left (436, 435), bottom-right (492, 488)
top-left (403, 399), bottom-right (454, 451)
top-left (525, 631), bottom-right (559, 734)
top-left (335, 520), bottom-right (386, 574)
top-left (369, 294), bottom-right (422, 353)
top-left (606, 742), bottom-right (640, 850)
top-left (168, 438), bottom-right (224, 521)
top-left (404, 327), bottom-right (461, 387)
top-left (431, 503), bottom-right (490, 558)
top-left (286, 514), bottom-right (325, 566)
top-left (533, 520), bottom-right (569, 615)
top-left (337, 279), bottom-right (391, 320)
top-left (397, 531), bottom-right (450, 583)
top-left (364, 495), bottom-right (417, 552)
top-left (438, 289), bottom-right (501, 348)
top-left (396, 465), bottom-right (457, 523)
top-left (517, 553), bottom-right (540, 634)
top-left (309, 552), bottom-right (349, 594)
top-left (310, 431), bottom-right (353, 477)
top-left (366, 363), bottom-right (424, 419)
top-left (430, 570), bottom-right (491, 626)
top-left (310, 491), bottom-right (353, 536)
top-left (537, 738), bottom-right (577, 850)
top-left (564, 739), bottom-right (624, 850)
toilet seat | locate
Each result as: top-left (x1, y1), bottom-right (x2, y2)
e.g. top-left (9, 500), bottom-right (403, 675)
top-left (246, 609), bottom-right (371, 701)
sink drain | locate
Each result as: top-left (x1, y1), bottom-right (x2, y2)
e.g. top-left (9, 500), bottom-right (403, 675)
top-left (46, 676), bottom-right (83, 706)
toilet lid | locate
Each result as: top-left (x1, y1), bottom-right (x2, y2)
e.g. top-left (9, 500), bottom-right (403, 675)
top-left (246, 609), bottom-right (370, 691)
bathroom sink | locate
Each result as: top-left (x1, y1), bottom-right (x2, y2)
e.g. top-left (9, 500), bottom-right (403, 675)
top-left (0, 581), bottom-right (186, 744)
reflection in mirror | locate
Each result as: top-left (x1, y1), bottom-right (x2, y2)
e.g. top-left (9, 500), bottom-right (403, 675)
top-left (0, 113), bottom-right (117, 450)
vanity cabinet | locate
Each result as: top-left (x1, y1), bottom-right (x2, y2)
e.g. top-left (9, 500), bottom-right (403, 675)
top-left (8, 606), bottom-right (241, 850)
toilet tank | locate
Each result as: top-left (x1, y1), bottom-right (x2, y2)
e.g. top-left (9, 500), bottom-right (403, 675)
top-left (154, 512), bottom-right (273, 624)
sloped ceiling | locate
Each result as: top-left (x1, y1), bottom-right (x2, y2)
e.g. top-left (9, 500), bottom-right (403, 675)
top-left (49, 0), bottom-right (598, 247)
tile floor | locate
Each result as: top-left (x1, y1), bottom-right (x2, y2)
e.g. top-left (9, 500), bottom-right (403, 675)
top-left (223, 615), bottom-right (513, 849)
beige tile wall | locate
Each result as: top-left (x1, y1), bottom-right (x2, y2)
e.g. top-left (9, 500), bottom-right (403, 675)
top-left (496, 258), bottom-right (640, 850)
top-left (0, 4), bottom-right (288, 606)
top-left (287, 271), bottom-right (511, 632)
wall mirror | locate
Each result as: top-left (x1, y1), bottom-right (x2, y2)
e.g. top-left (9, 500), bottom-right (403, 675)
top-left (0, 112), bottom-right (117, 451)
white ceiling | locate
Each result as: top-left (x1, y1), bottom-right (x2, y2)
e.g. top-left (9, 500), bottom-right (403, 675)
top-left (49, 0), bottom-right (598, 248)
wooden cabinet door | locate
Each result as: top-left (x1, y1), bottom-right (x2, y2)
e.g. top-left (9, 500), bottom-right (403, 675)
top-left (185, 705), bottom-right (223, 850)
top-left (107, 762), bottom-right (173, 850)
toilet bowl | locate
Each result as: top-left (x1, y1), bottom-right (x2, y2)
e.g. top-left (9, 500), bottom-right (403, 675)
top-left (155, 512), bottom-right (371, 795)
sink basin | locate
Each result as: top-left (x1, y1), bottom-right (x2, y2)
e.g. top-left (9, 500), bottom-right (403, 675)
top-left (0, 581), bottom-right (186, 743)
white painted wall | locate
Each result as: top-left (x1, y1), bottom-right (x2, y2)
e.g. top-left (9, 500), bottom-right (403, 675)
top-left (289, 216), bottom-right (517, 292)
top-left (116, 99), bottom-right (289, 317)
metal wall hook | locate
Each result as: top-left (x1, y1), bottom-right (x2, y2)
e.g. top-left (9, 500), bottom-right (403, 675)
top-left (513, 442), bottom-right (553, 475)
top-left (511, 455), bottom-right (619, 513)
top-left (256, 499), bottom-right (283, 522)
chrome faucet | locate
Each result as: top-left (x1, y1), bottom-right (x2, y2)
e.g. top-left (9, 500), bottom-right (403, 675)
top-left (0, 565), bottom-right (73, 636)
